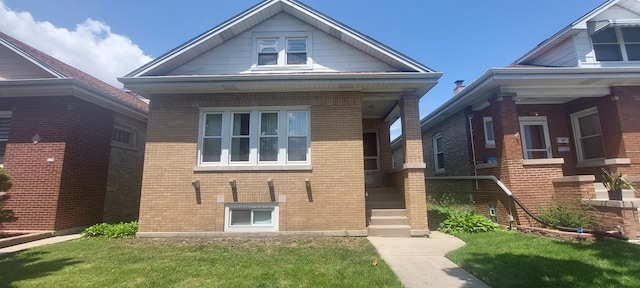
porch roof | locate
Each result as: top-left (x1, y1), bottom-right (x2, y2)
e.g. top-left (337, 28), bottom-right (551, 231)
top-left (421, 66), bottom-right (640, 130)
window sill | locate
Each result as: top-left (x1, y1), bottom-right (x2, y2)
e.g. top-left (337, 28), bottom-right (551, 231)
top-left (249, 65), bottom-right (313, 72)
top-left (194, 165), bottom-right (312, 172)
top-left (522, 158), bottom-right (564, 166)
top-left (476, 162), bottom-right (498, 169)
top-left (111, 142), bottom-right (138, 151)
top-left (485, 143), bottom-right (496, 149)
top-left (575, 158), bottom-right (631, 168)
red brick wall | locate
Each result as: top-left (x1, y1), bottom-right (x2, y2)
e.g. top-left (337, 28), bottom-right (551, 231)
top-left (2, 96), bottom-right (113, 230)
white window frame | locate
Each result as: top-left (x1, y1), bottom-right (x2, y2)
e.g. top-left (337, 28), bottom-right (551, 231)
top-left (570, 107), bottom-right (605, 163)
top-left (251, 32), bottom-right (313, 70)
top-left (433, 133), bottom-right (445, 173)
top-left (197, 107), bottom-right (310, 168)
top-left (592, 26), bottom-right (640, 62)
top-left (111, 126), bottom-right (137, 150)
top-left (0, 111), bottom-right (11, 167)
top-left (518, 116), bottom-right (552, 160)
top-left (224, 203), bottom-right (279, 232)
top-left (483, 117), bottom-right (496, 148)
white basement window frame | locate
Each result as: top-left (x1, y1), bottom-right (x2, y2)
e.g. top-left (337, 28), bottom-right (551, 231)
top-left (252, 32), bottom-right (313, 70)
top-left (197, 107), bottom-right (310, 168)
top-left (224, 203), bottom-right (279, 232)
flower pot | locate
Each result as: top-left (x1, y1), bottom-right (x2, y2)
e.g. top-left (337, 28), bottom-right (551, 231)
top-left (608, 189), bottom-right (623, 201)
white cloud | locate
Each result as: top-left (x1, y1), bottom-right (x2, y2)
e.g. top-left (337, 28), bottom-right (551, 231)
top-left (0, 1), bottom-right (152, 87)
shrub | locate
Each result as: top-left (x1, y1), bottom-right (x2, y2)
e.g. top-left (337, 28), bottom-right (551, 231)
top-left (0, 168), bottom-right (14, 223)
top-left (438, 210), bottom-right (499, 234)
top-left (83, 221), bottom-right (138, 238)
top-left (538, 200), bottom-right (596, 229)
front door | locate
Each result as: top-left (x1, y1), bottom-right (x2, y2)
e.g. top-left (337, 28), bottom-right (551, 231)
top-left (363, 131), bottom-right (381, 187)
top-left (519, 116), bottom-right (552, 159)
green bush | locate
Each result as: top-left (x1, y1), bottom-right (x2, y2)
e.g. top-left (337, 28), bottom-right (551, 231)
top-left (538, 200), bottom-right (596, 229)
top-left (0, 168), bottom-right (14, 223)
top-left (83, 221), bottom-right (138, 238)
top-left (438, 210), bottom-right (499, 234)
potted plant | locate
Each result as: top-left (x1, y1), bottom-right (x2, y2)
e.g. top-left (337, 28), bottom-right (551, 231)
top-left (601, 168), bottom-right (635, 201)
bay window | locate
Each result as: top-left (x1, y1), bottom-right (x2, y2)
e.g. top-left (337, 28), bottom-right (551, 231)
top-left (198, 108), bottom-right (310, 167)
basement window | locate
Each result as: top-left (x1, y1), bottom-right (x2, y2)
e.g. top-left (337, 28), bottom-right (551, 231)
top-left (224, 204), bottom-right (279, 232)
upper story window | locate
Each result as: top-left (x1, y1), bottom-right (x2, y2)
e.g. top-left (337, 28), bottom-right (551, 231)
top-left (483, 117), bottom-right (495, 148)
top-left (112, 127), bottom-right (137, 149)
top-left (198, 107), bottom-right (310, 168)
top-left (571, 107), bottom-right (605, 163)
top-left (433, 134), bottom-right (445, 173)
top-left (0, 112), bottom-right (12, 165)
top-left (592, 27), bottom-right (640, 61)
top-left (253, 32), bottom-right (312, 69)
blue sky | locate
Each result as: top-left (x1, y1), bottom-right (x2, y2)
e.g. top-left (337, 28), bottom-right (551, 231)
top-left (0, 0), bottom-right (605, 136)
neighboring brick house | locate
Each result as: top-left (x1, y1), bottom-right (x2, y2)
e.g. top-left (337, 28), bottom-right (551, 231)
top-left (120, 0), bottom-right (441, 237)
top-left (412, 0), bottom-right (640, 239)
top-left (0, 31), bottom-right (148, 233)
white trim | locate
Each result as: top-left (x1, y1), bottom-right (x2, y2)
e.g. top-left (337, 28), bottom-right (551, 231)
top-left (433, 133), bottom-right (444, 173)
top-left (483, 117), bottom-right (495, 147)
top-left (251, 32), bottom-right (313, 71)
top-left (197, 107), bottom-right (310, 167)
top-left (570, 107), bottom-right (605, 163)
top-left (519, 116), bottom-right (552, 160)
top-left (224, 203), bottom-right (279, 232)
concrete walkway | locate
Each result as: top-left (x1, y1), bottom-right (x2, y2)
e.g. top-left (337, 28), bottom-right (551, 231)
top-left (368, 232), bottom-right (490, 288)
top-left (0, 234), bottom-right (81, 255)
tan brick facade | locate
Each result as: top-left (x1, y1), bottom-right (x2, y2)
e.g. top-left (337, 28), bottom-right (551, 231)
top-left (137, 92), bottom-right (367, 233)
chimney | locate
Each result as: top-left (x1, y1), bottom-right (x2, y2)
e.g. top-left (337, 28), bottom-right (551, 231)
top-left (454, 80), bottom-right (466, 95)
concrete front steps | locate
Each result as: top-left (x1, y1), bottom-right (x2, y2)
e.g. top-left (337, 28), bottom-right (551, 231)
top-left (368, 208), bottom-right (412, 237)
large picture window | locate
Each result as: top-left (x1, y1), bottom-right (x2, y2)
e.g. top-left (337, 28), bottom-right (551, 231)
top-left (198, 108), bottom-right (310, 167)
top-left (571, 107), bottom-right (605, 163)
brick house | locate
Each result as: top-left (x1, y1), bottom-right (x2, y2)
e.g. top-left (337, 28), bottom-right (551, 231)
top-left (0, 31), bottom-right (148, 233)
top-left (412, 0), bottom-right (640, 239)
top-left (120, 0), bottom-right (441, 237)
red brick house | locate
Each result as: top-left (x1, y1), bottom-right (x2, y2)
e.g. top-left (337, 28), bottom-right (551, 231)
top-left (120, 0), bottom-right (441, 237)
top-left (415, 0), bottom-right (640, 239)
top-left (0, 31), bottom-right (148, 233)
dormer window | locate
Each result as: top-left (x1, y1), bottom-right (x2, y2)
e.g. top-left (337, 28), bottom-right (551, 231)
top-left (592, 27), bottom-right (640, 61)
top-left (253, 32), bottom-right (312, 69)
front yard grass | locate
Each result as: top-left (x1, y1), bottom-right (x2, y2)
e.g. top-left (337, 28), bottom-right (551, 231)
top-left (447, 229), bottom-right (640, 288)
top-left (0, 237), bottom-right (401, 288)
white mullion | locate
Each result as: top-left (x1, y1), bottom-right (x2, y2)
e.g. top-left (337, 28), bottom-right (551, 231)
top-left (221, 111), bottom-right (231, 165)
top-left (279, 109), bottom-right (287, 165)
top-left (250, 110), bottom-right (259, 165)
top-left (617, 27), bottom-right (630, 61)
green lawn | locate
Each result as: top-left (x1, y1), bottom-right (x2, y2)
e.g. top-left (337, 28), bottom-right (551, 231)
top-left (0, 237), bottom-right (401, 288)
top-left (447, 229), bottom-right (640, 288)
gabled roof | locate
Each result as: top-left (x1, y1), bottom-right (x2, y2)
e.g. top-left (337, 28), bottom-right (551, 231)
top-left (125, 0), bottom-right (435, 77)
top-left (517, 0), bottom-right (640, 64)
top-left (0, 31), bottom-right (148, 119)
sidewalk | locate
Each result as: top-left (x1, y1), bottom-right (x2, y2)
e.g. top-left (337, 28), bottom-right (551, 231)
top-left (0, 234), bottom-right (81, 255)
top-left (368, 232), bottom-right (490, 288)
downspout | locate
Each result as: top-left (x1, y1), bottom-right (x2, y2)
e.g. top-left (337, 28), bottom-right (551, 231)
top-left (468, 114), bottom-right (479, 189)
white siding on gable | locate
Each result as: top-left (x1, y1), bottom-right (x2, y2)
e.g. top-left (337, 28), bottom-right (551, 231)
top-left (169, 12), bottom-right (398, 75)
top-left (528, 38), bottom-right (578, 67)
top-left (592, 5), bottom-right (640, 21)
top-left (0, 45), bottom-right (56, 80)
top-left (575, 31), bottom-right (598, 67)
